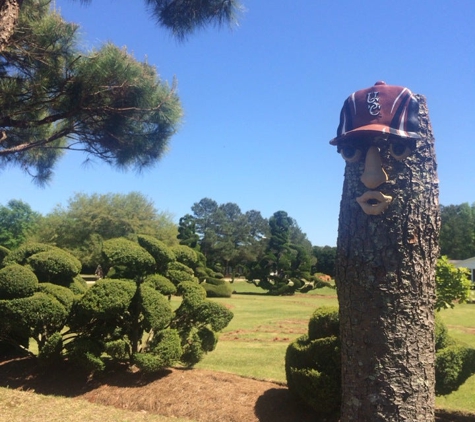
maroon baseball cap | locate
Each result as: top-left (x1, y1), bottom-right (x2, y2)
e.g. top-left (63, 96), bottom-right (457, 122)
top-left (329, 81), bottom-right (421, 145)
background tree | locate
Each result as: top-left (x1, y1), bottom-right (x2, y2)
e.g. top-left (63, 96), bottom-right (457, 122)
top-left (177, 214), bottom-right (199, 249)
top-left (440, 203), bottom-right (475, 259)
top-left (435, 256), bottom-right (471, 311)
top-left (312, 245), bottom-right (336, 277)
top-left (34, 192), bottom-right (177, 271)
top-left (0, 0), bottom-right (183, 184)
top-left (0, 199), bottom-right (41, 249)
top-left (247, 210), bottom-right (319, 295)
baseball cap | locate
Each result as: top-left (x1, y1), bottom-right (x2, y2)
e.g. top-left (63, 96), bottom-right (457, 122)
top-left (330, 81), bottom-right (421, 145)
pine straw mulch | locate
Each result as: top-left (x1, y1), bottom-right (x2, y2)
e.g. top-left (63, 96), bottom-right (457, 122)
top-left (0, 356), bottom-right (474, 422)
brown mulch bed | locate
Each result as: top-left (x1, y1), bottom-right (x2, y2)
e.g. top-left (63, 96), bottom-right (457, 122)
top-left (0, 356), bottom-right (473, 422)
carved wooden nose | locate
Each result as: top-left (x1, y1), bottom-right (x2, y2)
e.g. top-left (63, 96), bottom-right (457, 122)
top-left (361, 146), bottom-right (388, 189)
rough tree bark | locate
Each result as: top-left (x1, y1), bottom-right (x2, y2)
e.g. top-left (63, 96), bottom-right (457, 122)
top-left (0, 0), bottom-right (22, 52)
top-left (335, 95), bottom-right (440, 421)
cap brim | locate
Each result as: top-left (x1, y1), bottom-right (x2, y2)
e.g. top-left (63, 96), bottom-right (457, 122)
top-left (329, 124), bottom-right (421, 145)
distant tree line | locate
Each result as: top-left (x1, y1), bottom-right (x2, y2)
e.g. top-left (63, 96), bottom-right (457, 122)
top-left (2, 197), bottom-right (475, 276)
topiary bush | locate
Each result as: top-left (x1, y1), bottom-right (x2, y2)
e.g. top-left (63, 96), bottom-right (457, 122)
top-left (27, 249), bottom-right (82, 284)
top-left (285, 306), bottom-right (340, 419)
top-left (0, 264), bottom-right (38, 299)
top-left (172, 281), bottom-right (233, 367)
top-left (137, 234), bottom-right (176, 273)
top-left (144, 274), bottom-right (177, 297)
top-left (3, 242), bottom-right (54, 266)
top-left (286, 306), bottom-right (475, 417)
top-left (102, 238), bottom-right (156, 279)
top-left (436, 344), bottom-right (475, 395)
top-left (202, 278), bottom-right (233, 298)
top-left (171, 245), bottom-right (199, 269)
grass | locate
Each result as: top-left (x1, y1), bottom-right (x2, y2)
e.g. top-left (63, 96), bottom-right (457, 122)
top-left (194, 282), bottom-right (338, 382)
top-left (2, 280), bottom-right (475, 418)
top-left (193, 280), bottom-right (475, 413)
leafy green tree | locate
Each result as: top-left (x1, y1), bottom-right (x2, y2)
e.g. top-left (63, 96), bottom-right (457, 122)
top-left (191, 197), bottom-right (220, 260)
top-left (440, 203), bottom-right (475, 260)
top-left (34, 192), bottom-right (177, 271)
top-left (177, 214), bottom-right (199, 249)
top-left (435, 256), bottom-right (471, 311)
top-left (1, 0), bottom-right (182, 185)
top-left (247, 211), bottom-right (319, 295)
top-left (312, 245), bottom-right (336, 277)
top-left (0, 200), bottom-right (41, 249)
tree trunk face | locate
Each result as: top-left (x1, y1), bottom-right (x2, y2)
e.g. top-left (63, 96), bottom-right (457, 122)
top-left (0, 0), bottom-right (21, 52)
top-left (335, 96), bottom-right (440, 421)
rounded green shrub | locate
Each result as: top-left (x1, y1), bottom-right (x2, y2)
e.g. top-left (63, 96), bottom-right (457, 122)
top-left (144, 274), bottom-right (177, 296)
top-left (202, 281), bottom-right (233, 298)
top-left (3, 243), bottom-right (54, 266)
top-left (0, 264), bottom-right (38, 299)
top-left (68, 275), bottom-right (88, 295)
top-left (167, 269), bottom-right (197, 285)
top-left (177, 281), bottom-right (207, 307)
top-left (308, 306), bottom-right (339, 340)
top-left (140, 284), bottom-right (173, 331)
top-left (27, 249), bottom-right (82, 284)
top-left (72, 279), bottom-right (136, 324)
top-left (38, 282), bottom-right (76, 312)
top-left (194, 301), bottom-right (234, 332)
top-left (436, 344), bottom-right (475, 395)
top-left (137, 235), bottom-right (175, 272)
top-left (171, 245), bottom-right (198, 268)
top-left (102, 238), bottom-right (156, 279)
top-left (168, 261), bottom-right (194, 275)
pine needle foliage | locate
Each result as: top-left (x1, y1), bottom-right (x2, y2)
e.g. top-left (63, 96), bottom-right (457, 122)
top-left (0, 0), bottom-right (183, 185)
top-left (145, 0), bottom-right (243, 40)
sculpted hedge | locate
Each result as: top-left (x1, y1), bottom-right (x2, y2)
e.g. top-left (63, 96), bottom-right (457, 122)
top-left (0, 238), bottom-right (233, 372)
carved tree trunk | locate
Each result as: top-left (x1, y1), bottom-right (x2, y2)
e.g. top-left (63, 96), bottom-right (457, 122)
top-left (0, 0), bottom-right (21, 52)
top-left (335, 96), bottom-right (440, 421)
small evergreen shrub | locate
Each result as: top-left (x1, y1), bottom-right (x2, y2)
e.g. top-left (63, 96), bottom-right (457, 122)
top-left (137, 235), bottom-right (175, 273)
top-left (436, 344), bottom-right (475, 395)
top-left (287, 306), bottom-right (475, 415)
top-left (144, 274), bottom-right (177, 296)
top-left (140, 284), bottom-right (173, 331)
top-left (0, 264), bottom-right (38, 299)
top-left (68, 275), bottom-right (88, 295)
top-left (38, 282), bottom-right (76, 312)
top-left (27, 249), bottom-right (82, 284)
top-left (102, 238), bottom-right (156, 279)
top-left (167, 269), bottom-right (197, 285)
top-left (285, 307), bottom-right (341, 419)
top-left (3, 242), bottom-right (54, 266)
top-left (202, 281), bottom-right (233, 298)
top-left (170, 245), bottom-right (198, 268)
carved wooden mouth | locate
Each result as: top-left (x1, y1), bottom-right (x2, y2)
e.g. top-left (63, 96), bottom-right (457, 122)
top-left (356, 191), bottom-right (393, 215)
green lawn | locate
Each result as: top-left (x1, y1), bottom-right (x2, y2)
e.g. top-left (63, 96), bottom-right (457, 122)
top-left (191, 281), bottom-right (475, 413)
top-left (193, 282), bottom-right (338, 382)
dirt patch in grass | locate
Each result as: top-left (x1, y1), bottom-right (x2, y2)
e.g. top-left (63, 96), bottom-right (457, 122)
top-left (0, 356), bottom-right (474, 422)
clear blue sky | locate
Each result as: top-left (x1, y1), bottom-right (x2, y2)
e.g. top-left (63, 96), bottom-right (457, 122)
top-left (2, 0), bottom-right (474, 246)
